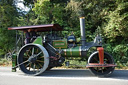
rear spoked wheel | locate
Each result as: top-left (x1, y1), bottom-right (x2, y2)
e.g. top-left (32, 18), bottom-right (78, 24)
top-left (18, 44), bottom-right (49, 76)
top-left (88, 51), bottom-right (115, 77)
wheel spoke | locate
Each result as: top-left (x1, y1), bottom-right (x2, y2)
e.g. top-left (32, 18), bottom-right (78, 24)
top-left (36, 51), bottom-right (43, 57)
top-left (97, 67), bottom-right (99, 72)
top-left (93, 57), bottom-right (99, 63)
top-left (29, 63), bottom-right (32, 71)
top-left (36, 60), bottom-right (44, 63)
top-left (27, 48), bottom-right (32, 56)
top-left (32, 48), bottom-right (35, 56)
top-left (39, 56), bottom-right (44, 58)
top-left (38, 62), bottom-right (43, 68)
top-left (101, 67), bottom-right (104, 73)
top-left (25, 62), bottom-right (31, 67)
top-left (104, 67), bottom-right (107, 70)
top-left (26, 51), bottom-right (30, 57)
top-left (33, 63), bottom-right (36, 72)
top-left (36, 48), bottom-right (39, 54)
top-left (19, 60), bottom-right (29, 66)
top-left (35, 64), bottom-right (39, 71)
top-left (23, 56), bottom-right (29, 58)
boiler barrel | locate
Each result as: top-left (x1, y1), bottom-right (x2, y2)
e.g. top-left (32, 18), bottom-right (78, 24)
top-left (62, 46), bottom-right (86, 57)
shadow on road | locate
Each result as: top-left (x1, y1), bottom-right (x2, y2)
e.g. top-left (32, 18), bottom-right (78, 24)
top-left (40, 69), bottom-right (128, 80)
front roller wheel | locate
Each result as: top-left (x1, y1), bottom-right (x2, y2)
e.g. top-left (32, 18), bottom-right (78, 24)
top-left (18, 44), bottom-right (49, 76)
top-left (88, 51), bottom-right (115, 77)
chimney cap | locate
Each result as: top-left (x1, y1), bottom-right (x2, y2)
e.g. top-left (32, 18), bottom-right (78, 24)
top-left (79, 17), bottom-right (85, 19)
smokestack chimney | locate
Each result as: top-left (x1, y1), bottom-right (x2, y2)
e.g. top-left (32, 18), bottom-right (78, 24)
top-left (80, 17), bottom-right (86, 46)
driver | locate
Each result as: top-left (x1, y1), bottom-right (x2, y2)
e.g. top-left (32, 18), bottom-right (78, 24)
top-left (24, 29), bottom-right (39, 44)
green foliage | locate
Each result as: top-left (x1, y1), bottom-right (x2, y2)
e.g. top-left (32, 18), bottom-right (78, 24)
top-left (0, 58), bottom-right (10, 66)
top-left (103, 43), bottom-right (128, 68)
top-left (33, 0), bottom-right (67, 26)
top-left (113, 44), bottom-right (128, 63)
top-left (65, 60), bottom-right (87, 68)
top-left (0, 0), bottom-right (18, 56)
top-left (103, 2), bottom-right (128, 42)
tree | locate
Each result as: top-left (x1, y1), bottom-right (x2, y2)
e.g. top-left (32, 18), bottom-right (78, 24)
top-left (0, 0), bottom-right (18, 56)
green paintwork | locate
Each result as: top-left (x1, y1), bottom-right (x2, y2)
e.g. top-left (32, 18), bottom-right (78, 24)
top-left (53, 39), bottom-right (67, 48)
top-left (12, 54), bottom-right (17, 72)
top-left (62, 46), bottom-right (81, 57)
top-left (33, 36), bottom-right (42, 45)
top-left (76, 37), bottom-right (81, 43)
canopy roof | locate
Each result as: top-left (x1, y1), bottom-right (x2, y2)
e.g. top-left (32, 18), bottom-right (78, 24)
top-left (8, 24), bottom-right (63, 32)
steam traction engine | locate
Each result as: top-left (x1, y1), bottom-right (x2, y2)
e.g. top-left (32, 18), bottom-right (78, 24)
top-left (8, 17), bottom-right (116, 77)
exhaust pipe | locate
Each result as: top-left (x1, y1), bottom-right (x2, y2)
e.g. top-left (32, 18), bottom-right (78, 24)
top-left (80, 17), bottom-right (86, 46)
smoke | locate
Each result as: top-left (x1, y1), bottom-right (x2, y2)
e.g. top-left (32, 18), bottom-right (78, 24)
top-left (66, 0), bottom-right (85, 17)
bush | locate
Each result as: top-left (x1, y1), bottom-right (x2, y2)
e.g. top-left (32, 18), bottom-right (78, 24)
top-left (0, 58), bottom-right (11, 66)
top-left (113, 44), bottom-right (128, 63)
top-left (103, 43), bottom-right (128, 69)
